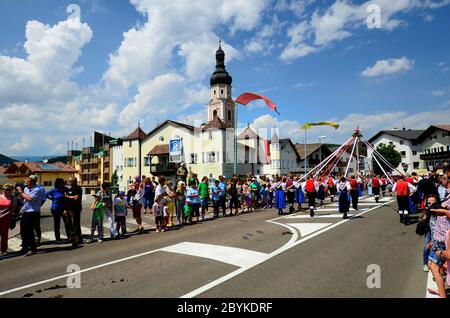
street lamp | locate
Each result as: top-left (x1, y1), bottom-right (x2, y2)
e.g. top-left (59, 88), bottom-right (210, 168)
top-left (318, 136), bottom-right (326, 162)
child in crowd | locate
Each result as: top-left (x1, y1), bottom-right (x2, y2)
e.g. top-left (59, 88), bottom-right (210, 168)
top-left (90, 200), bottom-right (104, 243)
top-left (162, 200), bottom-right (169, 232)
top-left (114, 191), bottom-right (128, 237)
top-left (184, 201), bottom-right (193, 224)
top-left (153, 197), bottom-right (163, 233)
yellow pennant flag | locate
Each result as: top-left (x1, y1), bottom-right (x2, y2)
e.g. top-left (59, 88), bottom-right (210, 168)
top-left (302, 121), bottom-right (340, 130)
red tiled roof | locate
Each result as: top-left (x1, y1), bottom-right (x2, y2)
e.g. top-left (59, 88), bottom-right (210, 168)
top-left (202, 117), bottom-right (228, 131)
top-left (433, 125), bottom-right (450, 132)
top-left (123, 127), bottom-right (147, 141)
top-left (148, 144), bottom-right (170, 156)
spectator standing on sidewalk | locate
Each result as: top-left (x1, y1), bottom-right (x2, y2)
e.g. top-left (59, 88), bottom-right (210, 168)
top-left (218, 176), bottom-right (227, 217)
top-left (198, 177), bottom-right (209, 221)
top-left (428, 201), bottom-right (450, 298)
top-left (46, 178), bottom-right (69, 242)
top-left (17, 176), bottom-right (42, 256)
top-left (65, 177), bottom-right (83, 247)
top-left (96, 182), bottom-right (117, 238)
top-left (0, 184), bottom-right (17, 256)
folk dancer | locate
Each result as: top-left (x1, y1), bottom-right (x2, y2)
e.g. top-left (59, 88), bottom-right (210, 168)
top-left (337, 177), bottom-right (351, 219)
top-left (392, 176), bottom-right (417, 225)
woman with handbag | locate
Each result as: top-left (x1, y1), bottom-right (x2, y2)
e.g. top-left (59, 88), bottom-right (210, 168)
top-left (0, 184), bottom-right (18, 256)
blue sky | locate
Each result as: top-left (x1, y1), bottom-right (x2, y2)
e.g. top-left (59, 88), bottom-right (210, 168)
top-left (0, 0), bottom-right (449, 156)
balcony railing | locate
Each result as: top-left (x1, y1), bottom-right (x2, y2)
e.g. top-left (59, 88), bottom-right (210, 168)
top-left (150, 163), bottom-right (177, 175)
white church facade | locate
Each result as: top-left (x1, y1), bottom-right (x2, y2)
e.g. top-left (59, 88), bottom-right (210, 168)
top-left (112, 44), bottom-right (302, 185)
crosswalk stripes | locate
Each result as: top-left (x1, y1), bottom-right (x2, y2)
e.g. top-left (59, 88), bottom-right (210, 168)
top-left (160, 242), bottom-right (269, 268)
top-left (286, 214), bottom-right (356, 219)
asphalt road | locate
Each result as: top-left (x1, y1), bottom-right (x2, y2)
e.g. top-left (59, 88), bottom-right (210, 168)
top-left (0, 195), bottom-right (429, 298)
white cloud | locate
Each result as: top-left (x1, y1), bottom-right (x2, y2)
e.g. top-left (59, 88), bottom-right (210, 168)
top-left (9, 135), bottom-right (33, 153)
top-left (104, 0), bottom-right (266, 94)
top-left (361, 57), bottom-right (414, 77)
top-left (430, 90), bottom-right (445, 96)
top-left (292, 81), bottom-right (316, 88)
top-left (119, 73), bottom-right (209, 126)
top-left (250, 109), bottom-right (450, 145)
top-left (280, 0), bottom-right (450, 61)
top-left (244, 16), bottom-right (282, 55)
top-left (275, 0), bottom-right (316, 17)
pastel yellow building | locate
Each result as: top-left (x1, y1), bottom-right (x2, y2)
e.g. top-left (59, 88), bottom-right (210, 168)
top-left (3, 162), bottom-right (78, 189)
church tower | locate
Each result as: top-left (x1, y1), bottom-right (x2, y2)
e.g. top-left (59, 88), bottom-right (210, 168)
top-left (208, 41), bottom-right (235, 128)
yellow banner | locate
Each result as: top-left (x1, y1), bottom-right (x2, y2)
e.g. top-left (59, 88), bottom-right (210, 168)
top-left (302, 121), bottom-right (340, 130)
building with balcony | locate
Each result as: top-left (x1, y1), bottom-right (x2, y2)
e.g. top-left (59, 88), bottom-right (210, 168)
top-left (367, 128), bottom-right (425, 174)
top-left (417, 125), bottom-right (450, 171)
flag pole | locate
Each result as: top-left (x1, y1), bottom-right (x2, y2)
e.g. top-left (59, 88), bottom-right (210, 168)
top-left (304, 128), bottom-right (307, 175)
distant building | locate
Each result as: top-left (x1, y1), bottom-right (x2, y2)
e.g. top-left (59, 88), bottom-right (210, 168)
top-left (294, 143), bottom-right (332, 173)
top-left (417, 125), bottom-right (450, 171)
top-left (66, 132), bottom-right (116, 193)
top-left (3, 162), bottom-right (77, 189)
top-left (367, 128), bottom-right (425, 174)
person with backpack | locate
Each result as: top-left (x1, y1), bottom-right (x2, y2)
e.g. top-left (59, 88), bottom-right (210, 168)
top-left (302, 176), bottom-right (318, 217)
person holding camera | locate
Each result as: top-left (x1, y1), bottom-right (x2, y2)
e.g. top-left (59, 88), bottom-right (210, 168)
top-left (0, 184), bottom-right (18, 256)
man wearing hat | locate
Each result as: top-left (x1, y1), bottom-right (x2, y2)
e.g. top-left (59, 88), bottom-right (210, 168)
top-left (16, 175), bottom-right (43, 255)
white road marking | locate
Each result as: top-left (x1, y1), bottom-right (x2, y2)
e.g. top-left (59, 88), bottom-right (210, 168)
top-left (425, 271), bottom-right (440, 298)
top-left (1, 200), bottom-right (393, 298)
top-left (160, 242), bottom-right (269, 268)
top-left (7, 237), bottom-right (22, 252)
top-left (7, 226), bottom-right (92, 252)
top-left (181, 200), bottom-right (394, 298)
top-left (286, 223), bottom-right (331, 237)
top-left (328, 202), bottom-right (382, 207)
top-left (0, 249), bottom-right (161, 297)
top-left (286, 214), bottom-right (356, 219)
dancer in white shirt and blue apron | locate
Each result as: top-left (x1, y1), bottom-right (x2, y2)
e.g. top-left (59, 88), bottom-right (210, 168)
top-left (337, 177), bottom-right (351, 219)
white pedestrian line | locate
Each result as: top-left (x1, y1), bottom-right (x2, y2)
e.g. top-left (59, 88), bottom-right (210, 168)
top-left (328, 202), bottom-right (382, 207)
top-left (425, 271), bottom-right (440, 298)
top-left (286, 223), bottom-right (331, 237)
top-left (309, 208), bottom-right (367, 212)
top-left (160, 242), bottom-right (269, 268)
top-left (7, 237), bottom-right (22, 252)
top-left (7, 226), bottom-right (93, 252)
top-left (0, 200), bottom-right (392, 298)
top-left (285, 214), bottom-right (355, 219)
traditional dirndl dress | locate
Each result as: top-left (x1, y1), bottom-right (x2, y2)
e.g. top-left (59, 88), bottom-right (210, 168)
top-left (275, 185), bottom-right (286, 209)
top-left (338, 185), bottom-right (350, 213)
top-left (295, 187), bottom-right (305, 204)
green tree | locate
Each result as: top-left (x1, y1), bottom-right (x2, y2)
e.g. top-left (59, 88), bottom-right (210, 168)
top-left (111, 169), bottom-right (119, 194)
top-left (372, 143), bottom-right (402, 175)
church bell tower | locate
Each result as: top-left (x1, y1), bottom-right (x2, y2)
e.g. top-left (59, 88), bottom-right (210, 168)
top-left (208, 41), bottom-right (235, 128)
